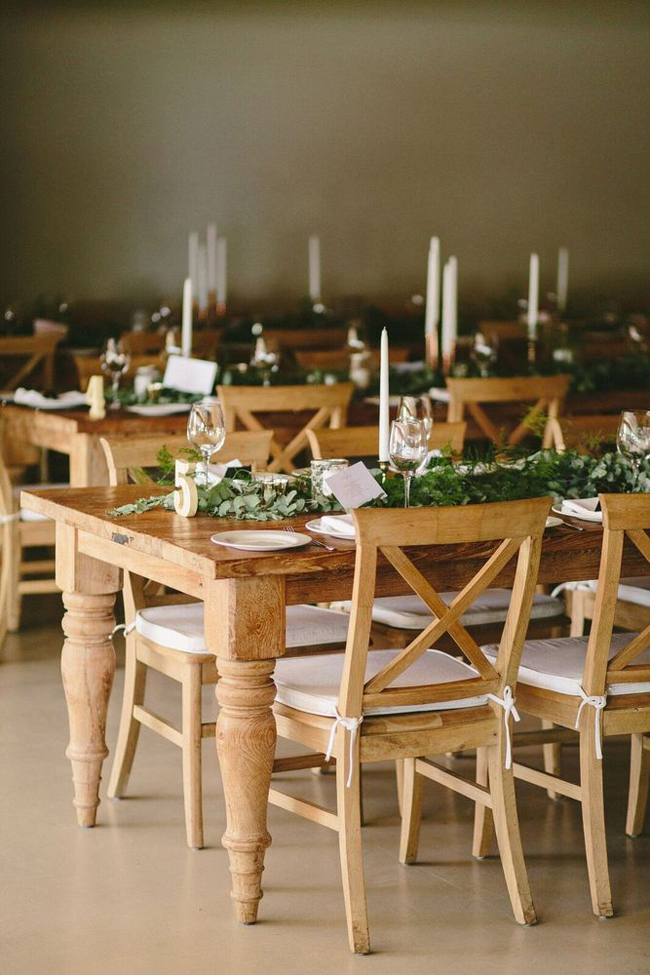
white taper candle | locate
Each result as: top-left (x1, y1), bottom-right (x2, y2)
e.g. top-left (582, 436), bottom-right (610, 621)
top-left (557, 247), bottom-right (569, 314)
top-left (308, 235), bottom-right (321, 303)
top-left (441, 256), bottom-right (457, 367)
top-left (188, 232), bottom-right (199, 296)
top-left (527, 253), bottom-right (539, 340)
top-left (379, 327), bottom-right (390, 462)
top-left (197, 245), bottom-right (208, 312)
top-left (181, 277), bottom-right (192, 357)
top-left (424, 237), bottom-right (440, 336)
top-left (217, 237), bottom-right (227, 308)
top-left (207, 223), bottom-right (217, 294)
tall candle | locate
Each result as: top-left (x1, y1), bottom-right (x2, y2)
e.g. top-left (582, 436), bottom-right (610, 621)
top-left (188, 232), bottom-right (199, 296)
top-left (527, 253), bottom-right (539, 340)
top-left (557, 247), bottom-right (569, 314)
top-left (441, 256), bottom-right (457, 370)
top-left (308, 235), bottom-right (321, 303)
top-left (424, 237), bottom-right (440, 336)
top-left (217, 237), bottom-right (228, 308)
top-left (207, 223), bottom-right (217, 295)
top-left (197, 245), bottom-right (208, 314)
top-left (181, 277), bottom-right (192, 357)
top-left (378, 327), bottom-right (390, 462)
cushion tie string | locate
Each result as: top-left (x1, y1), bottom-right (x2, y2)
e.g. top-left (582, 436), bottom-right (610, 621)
top-left (111, 622), bottom-right (136, 639)
top-left (575, 688), bottom-right (607, 760)
top-left (325, 709), bottom-right (364, 788)
top-left (0, 512), bottom-right (20, 524)
top-left (487, 686), bottom-right (520, 769)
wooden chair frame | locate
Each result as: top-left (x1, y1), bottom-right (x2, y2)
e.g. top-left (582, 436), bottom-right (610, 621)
top-left (0, 333), bottom-right (62, 391)
top-left (545, 414), bottom-right (620, 453)
top-left (218, 382), bottom-right (354, 473)
top-left (269, 496), bottom-right (551, 952)
top-left (307, 421), bottom-right (466, 460)
top-left (475, 493), bottom-right (650, 917)
top-left (445, 375), bottom-right (570, 447)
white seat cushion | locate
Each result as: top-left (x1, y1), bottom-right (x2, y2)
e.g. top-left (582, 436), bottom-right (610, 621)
top-left (134, 602), bottom-right (350, 655)
top-left (586, 577), bottom-right (650, 609)
top-left (274, 649), bottom-right (487, 717)
top-left (14, 483), bottom-right (68, 522)
top-left (482, 633), bottom-right (650, 697)
top-left (333, 588), bottom-right (563, 630)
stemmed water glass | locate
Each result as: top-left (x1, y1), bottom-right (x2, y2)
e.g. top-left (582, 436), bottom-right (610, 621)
top-left (100, 339), bottom-right (131, 409)
top-left (617, 411), bottom-right (650, 479)
top-left (187, 398), bottom-right (226, 486)
top-left (398, 395), bottom-right (433, 440)
top-left (389, 417), bottom-right (428, 508)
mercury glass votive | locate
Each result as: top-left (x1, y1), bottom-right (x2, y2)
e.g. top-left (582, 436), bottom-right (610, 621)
top-left (310, 458), bottom-right (348, 501)
top-left (254, 471), bottom-right (291, 494)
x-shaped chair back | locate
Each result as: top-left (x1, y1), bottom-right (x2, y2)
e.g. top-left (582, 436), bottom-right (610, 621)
top-left (218, 383), bottom-right (354, 473)
top-left (546, 414), bottom-right (620, 453)
top-left (0, 334), bottom-right (62, 391)
top-left (446, 375), bottom-right (570, 447)
top-left (307, 421), bottom-right (466, 460)
top-left (584, 494), bottom-right (650, 696)
top-left (337, 497), bottom-right (550, 722)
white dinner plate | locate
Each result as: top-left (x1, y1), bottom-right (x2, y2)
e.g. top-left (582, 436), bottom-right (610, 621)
top-left (304, 517), bottom-right (356, 539)
top-left (551, 501), bottom-right (603, 524)
top-left (210, 530), bottom-right (312, 551)
top-left (126, 403), bottom-right (191, 416)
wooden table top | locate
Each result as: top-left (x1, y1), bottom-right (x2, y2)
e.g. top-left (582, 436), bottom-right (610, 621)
top-left (2, 402), bottom-right (191, 435)
top-left (20, 485), bottom-right (650, 603)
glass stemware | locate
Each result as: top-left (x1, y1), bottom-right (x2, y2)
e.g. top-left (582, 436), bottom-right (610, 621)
top-left (389, 417), bottom-right (428, 508)
top-left (617, 411), bottom-right (650, 478)
top-left (187, 398), bottom-right (226, 485)
top-left (100, 338), bottom-right (131, 408)
top-left (398, 395), bottom-right (433, 441)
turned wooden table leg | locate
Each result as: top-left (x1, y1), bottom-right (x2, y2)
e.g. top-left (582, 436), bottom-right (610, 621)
top-left (206, 576), bottom-right (286, 925)
top-left (61, 591), bottom-right (117, 826)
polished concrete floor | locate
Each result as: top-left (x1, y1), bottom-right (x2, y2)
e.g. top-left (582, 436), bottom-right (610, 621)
top-left (1, 602), bottom-right (649, 975)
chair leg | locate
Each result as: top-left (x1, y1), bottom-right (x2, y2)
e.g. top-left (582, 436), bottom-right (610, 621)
top-left (395, 758), bottom-right (405, 816)
top-left (569, 590), bottom-right (586, 637)
top-left (0, 524), bottom-right (11, 645)
top-left (336, 736), bottom-right (370, 954)
top-left (472, 747), bottom-right (494, 858)
top-left (626, 734), bottom-right (650, 837)
top-left (181, 665), bottom-right (204, 850)
top-left (488, 741), bottom-right (537, 925)
top-left (542, 719), bottom-right (562, 800)
top-left (6, 522), bottom-right (22, 632)
top-left (399, 758), bottom-right (423, 864)
top-left (579, 725), bottom-right (613, 917)
top-left (107, 637), bottom-right (147, 799)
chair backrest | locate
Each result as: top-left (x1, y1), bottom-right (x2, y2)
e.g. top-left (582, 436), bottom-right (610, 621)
top-left (0, 419), bottom-right (15, 519)
top-left (218, 382), bottom-right (354, 473)
top-left (100, 430), bottom-right (273, 486)
top-left (293, 347), bottom-right (410, 372)
top-left (446, 375), bottom-right (571, 447)
top-left (0, 333), bottom-right (62, 390)
top-left (119, 331), bottom-right (166, 354)
top-left (74, 353), bottom-right (165, 391)
top-left (583, 494), bottom-right (650, 695)
top-left (337, 497), bottom-right (550, 720)
top-left (307, 421), bottom-right (466, 460)
top-left (547, 414), bottom-right (620, 452)
top-left (262, 327), bottom-right (348, 351)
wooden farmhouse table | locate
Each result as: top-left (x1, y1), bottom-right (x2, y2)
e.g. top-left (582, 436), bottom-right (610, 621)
top-left (2, 404), bottom-right (190, 486)
top-left (20, 485), bottom-right (650, 925)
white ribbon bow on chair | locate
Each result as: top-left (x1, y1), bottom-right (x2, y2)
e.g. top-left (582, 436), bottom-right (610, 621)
top-left (575, 688), bottom-right (607, 760)
top-left (487, 685), bottom-right (520, 769)
top-left (325, 709), bottom-right (364, 788)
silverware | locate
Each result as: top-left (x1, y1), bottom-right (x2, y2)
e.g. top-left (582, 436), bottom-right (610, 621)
top-left (284, 525), bottom-right (336, 551)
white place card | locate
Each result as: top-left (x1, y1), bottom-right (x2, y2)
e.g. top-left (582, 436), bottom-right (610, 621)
top-left (325, 461), bottom-right (386, 510)
top-left (163, 355), bottom-right (218, 395)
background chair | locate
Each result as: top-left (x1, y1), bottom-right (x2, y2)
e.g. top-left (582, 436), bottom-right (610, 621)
top-left (0, 333), bottom-right (63, 391)
top-left (546, 413), bottom-right (620, 453)
top-left (307, 421), bottom-right (466, 460)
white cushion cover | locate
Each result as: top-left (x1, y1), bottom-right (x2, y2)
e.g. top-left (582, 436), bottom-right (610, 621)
top-left (586, 577), bottom-right (650, 609)
top-left (274, 649), bottom-right (487, 717)
top-left (335, 588), bottom-right (563, 630)
top-left (134, 602), bottom-right (350, 655)
top-left (14, 483), bottom-right (68, 521)
top-left (482, 633), bottom-right (650, 697)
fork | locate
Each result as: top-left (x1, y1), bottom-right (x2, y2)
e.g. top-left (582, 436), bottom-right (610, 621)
top-left (284, 525), bottom-right (336, 551)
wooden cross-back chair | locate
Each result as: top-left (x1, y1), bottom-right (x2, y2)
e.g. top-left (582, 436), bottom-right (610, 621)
top-left (293, 347), bottom-right (410, 373)
top-left (74, 353), bottom-right (165, 392)
top-left (218, 382), bottom-right (354, 473)
top-left (546, 413), bottom-right (620, 453)
top-left (445, 375), bottom-right (571, 447)
top-left (119, 331), bottom-right (166, 354)
top-left (0, 333), bottom-right (62, 391)
top-left (268, 496), bottom-right (551, 952)
top-left (473, 493), bottom-right (650, 918)
top-left (307, 421), bottom-right (466, 460)
top-left (262, 326), bottom-right (348, 350)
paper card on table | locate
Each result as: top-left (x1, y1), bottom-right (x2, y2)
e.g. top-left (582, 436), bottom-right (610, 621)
top-left (325, 461), bottom-right (386, 509)
top-left (163, 355), bottom-right (217, 395)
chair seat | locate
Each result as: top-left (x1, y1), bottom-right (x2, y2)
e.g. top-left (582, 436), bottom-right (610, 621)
top-left (134, 602), bottom-right (351, 655)
top-left (274, 649), bottom-right (487, 717)
top-left (14, 483), bottom-right (68, 522)
top-left (585, 576), bottom-right (650, 609)
top-left (482, 633), bottom-right (650, 697)
top-left (334, 588), bottom-right (563, 630)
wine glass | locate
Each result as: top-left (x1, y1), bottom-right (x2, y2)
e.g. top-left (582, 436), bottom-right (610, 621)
top-left (398, 395), bottom-right (433, 441)
top-left (187, 398), bottom-right (226, 486)
top-left (250, 336), bottom-right (280, 386)
top-left (100, 338), bottom-right (131, 409)
top-left (617, 411), bottom-right (650, 478)
top-left (389, 418), bottom-right (428, 508)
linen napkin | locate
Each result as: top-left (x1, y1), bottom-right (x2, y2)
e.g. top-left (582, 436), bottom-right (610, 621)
top-left (320, 514), bottom-right (356, 538)
top-left (560, 498), bottom-right (603, 522)
top-left (204, 458), bottom-right (244, 486)
top-left (13, 388), bottom-right (88, 410)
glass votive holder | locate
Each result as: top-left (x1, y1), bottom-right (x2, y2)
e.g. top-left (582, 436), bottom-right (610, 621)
top-left (254, 471), bottom-right (291, 494)
top-left (310, 458), bottom-right (349, 500)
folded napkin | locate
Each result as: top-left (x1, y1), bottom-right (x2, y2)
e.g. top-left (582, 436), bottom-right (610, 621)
top-left (561, 498), bottom-right (603, 522)
top-left (428, 387), bottom-right (451, 404)
top-left (204, 458), bottom-right (244, 486)
top-left (320, 514), bottom-right (356, 537)
top-left (13, 388), bottom-right (88, 410)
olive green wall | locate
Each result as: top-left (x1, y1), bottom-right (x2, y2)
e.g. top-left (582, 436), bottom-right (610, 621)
top-left (1, 2), bottom-right (649, 309)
